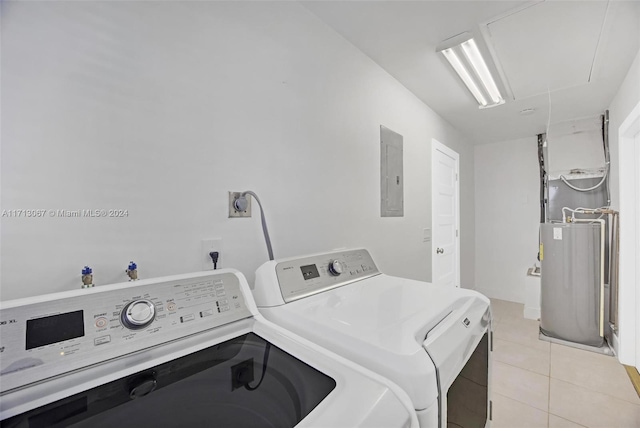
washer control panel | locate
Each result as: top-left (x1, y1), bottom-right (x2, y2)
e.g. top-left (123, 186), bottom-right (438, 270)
top-left (276, 249), bottom-right (380, 303)
top-left (0, 271), bottom-right (252, 393)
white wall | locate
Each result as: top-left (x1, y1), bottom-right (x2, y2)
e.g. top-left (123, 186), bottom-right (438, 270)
top-left (474, 137), bottom-right (540, 304)
top-left (608, 49), bottom-right (640, 365)
top-left (453, 135), bottom-right (476, 290)
top-left (609, 50), bottom-right (640, 210)
top-left (0, 1), bottom-right (475, 300)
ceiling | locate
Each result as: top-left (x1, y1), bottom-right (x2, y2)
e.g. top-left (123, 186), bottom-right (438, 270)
top-left (302, 0), bottom-right (640, 145)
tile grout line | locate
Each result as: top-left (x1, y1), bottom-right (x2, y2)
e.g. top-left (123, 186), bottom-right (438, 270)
top-left (547, 352), bottom-right (551, 428)
top-left (494, 359), bottom-right (549, 378)
top-left (491, 390), bottom-right (550, 416)
top-left (493, 336), bottom-right (551, 372)
top-left (494, 334), bottom-right (550, 353)
top-left (548, 412), bottom-right (589, 428)
top-left (491, 301), bottom-right (640, 424)
top-left (538, 336), bottom-right (551, 428)
top-left (498, 333), bottom-right (640, 406)
top-left (548, 377), bottom-right (640, 408)
top-left (491, 373), bottom-right (550, 414)
top-left (549, 345), bottom-right (640, 406)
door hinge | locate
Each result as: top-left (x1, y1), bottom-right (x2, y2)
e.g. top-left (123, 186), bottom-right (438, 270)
top-left (455, 173), bottom-right (458, 181)
top-left (456, 229), bottom-right (458, 237)
top-left (489, 400), bottom-right (493, 420)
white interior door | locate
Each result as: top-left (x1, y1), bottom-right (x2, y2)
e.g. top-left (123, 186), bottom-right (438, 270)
top-left (635, 131), bottom-right (640, 370)
top-left (432, 139), bottom-right (460, 288)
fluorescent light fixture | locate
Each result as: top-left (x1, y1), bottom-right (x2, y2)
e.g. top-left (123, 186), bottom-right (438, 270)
top-left (437, 33), bottom-right (504, 108)
top-left (441, 48), bottom-right (488, 106)
top-left (461, 39), bottom-right (503, 104)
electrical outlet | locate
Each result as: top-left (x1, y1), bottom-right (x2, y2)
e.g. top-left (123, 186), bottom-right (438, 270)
top-left (201, 238), bottom-right (223, 271)
top-left (229, 192), bottom-right (252, 218)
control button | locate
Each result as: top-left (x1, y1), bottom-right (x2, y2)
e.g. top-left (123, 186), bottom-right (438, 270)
top-left (129, 302), bottom-right (152, 322)
top-left (216, 290), bottom-right (226, 297)
top-left (217, 306), bottom-right (230, 313)
top-left (328, 260), bottom-right (343, 276)
top-left (200, 309), bottom-right (214, 318)
top-left (95, 317), bottom-right (108, 328)
top-left (121, 300), bottom-right (156, 330)
top-left (94, 335), bottom-right (111, 346)
top-left (167, 302), bottom-right (177, 311)
top-left (180, 314), bottom-right (195, 323)
top-left (218, 299), bottom-right (228, 305)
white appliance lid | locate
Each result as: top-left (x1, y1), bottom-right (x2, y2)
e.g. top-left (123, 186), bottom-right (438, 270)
top-left (259, 274), bottom-right (486, 410)
top-left (267, 274), bottom-right (472, 354)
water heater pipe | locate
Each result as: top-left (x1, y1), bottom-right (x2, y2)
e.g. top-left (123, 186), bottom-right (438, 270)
top-left (603, 110), bottom-right (611, 206)
top-left (561, 206), bottom-right (605, 223)
top-left (570, 218), bottom-right (605, 337)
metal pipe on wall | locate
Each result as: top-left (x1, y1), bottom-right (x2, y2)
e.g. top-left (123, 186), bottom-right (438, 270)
top-left (603, 111), bottom-right (611, 207)
top-left (606, 210), bottom-right (620, 330)
top-left (537, 133), bottom-right (547, 224)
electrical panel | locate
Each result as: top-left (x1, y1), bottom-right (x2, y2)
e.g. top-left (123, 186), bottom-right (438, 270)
top-left (380, 126), bottom-right (404, 217)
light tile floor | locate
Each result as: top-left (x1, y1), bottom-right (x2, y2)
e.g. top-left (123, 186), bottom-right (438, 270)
top-left (490, 298), bottom-right (640, 428)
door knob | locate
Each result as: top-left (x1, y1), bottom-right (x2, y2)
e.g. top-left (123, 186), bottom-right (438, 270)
top-left (436, 248), bottom-right (444, 254)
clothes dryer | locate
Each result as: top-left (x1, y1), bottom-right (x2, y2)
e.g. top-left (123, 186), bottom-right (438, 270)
top-left (253, 249), bottom-right (492, 428)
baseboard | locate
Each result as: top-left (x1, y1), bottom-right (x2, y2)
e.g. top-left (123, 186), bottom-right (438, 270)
top-left (539, 330), bottom-right (614, 356)
top-left (623, 365), bottom-right (640, 398)
top-left (523, 306), bottom-right (540, 320)
top-left (474, 286), bottom-right (523, 304)
top-left (610, 330), bottom-right (620, 359)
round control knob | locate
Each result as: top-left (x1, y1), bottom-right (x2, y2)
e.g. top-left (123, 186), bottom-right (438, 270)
top-left (121, 300), bottom-right (156, 330)
top-left (328, 260), bottom-right (344, 276)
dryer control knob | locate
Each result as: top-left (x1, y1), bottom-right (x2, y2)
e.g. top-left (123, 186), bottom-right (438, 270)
top-left (328, 260), bottom-right (344, 276)
top-left (121, 299), bottom-right (156, 330)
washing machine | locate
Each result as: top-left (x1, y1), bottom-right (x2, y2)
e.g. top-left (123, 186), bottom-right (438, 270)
top-left (0, 269), bottom-right (418, 427)
top-left (252, 248), bottom-right (492, 428)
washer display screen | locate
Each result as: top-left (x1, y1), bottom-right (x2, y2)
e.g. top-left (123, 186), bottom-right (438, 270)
top-left (26, 310), bottom-right (85, 350)
top-left (300, 264), bottom-right (320, 280)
